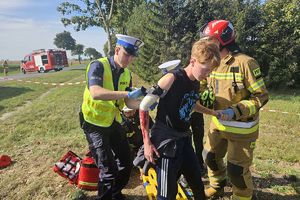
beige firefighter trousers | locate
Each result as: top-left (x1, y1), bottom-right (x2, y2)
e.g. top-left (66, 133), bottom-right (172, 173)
top-left (203, 129), bottom-right (257, 198)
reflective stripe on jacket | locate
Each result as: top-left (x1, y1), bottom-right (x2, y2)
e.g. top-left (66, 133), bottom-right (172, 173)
top-left (211, 116), bottom-right (259, 134)
top-left (82, 57), bottom-right (131, 127)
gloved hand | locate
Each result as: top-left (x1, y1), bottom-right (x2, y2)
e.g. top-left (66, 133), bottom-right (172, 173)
top-left (149, 102), bottom-right (158, 110)
top-left (219, 108), bottom-right (235, 121)
top-left (127, 88), bottom-right (143, 99)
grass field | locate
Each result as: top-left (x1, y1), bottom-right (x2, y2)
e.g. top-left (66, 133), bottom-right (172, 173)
top-left (0, 70), bottom-right (299, 200)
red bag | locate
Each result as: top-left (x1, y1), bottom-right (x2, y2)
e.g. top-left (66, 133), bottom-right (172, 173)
top-left (53, 151), bottom-right (82, 184)
top-left (77, 156), bottom-right (100, 190)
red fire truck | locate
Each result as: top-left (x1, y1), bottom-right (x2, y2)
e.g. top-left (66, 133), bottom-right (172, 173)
top-left (20, 49), bottom-right (68, 74)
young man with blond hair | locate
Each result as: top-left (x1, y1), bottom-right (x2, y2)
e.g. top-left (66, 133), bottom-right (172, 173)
top-left (139, 39), bottom-right (221, 200)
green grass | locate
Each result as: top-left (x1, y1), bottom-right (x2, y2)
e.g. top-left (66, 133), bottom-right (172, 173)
top-left (0, 71), bottom-right (299, 199)
top-left (0, 76), bottom-right (87, 199)
top-left (0, 70), bottom-right (85, 116)
top-left (253, 91), bottom-right (300, 176)
top-left (271, 185), bottom-right (296, 194)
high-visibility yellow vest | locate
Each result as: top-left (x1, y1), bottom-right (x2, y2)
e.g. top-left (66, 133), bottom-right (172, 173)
top-left (82, 57), bottom-right (131, 127)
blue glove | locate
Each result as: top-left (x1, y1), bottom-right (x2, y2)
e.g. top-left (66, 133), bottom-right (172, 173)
top-left (220, 108), bottom-right (235, 120)
top-left (127, 88), bottom-right (143, 99)
top-left (149, 102), bottom-right (158, 110)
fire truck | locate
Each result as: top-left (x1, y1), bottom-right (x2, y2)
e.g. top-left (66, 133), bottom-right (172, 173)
top-left (20, 49), bottom-right (68, 74)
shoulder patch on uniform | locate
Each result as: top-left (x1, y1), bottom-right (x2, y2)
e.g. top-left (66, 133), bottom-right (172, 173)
top-left (252, 68), bottom-right (261, 78)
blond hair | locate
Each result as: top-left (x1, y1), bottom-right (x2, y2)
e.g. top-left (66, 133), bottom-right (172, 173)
top-left (191, 38), bottom-right (220, 67)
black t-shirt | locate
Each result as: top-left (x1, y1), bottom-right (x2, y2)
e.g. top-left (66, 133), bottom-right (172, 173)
top-left (156, 69), bottom-right (200, 132)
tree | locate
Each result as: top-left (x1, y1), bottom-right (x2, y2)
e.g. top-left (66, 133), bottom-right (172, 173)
top-left (111, 0), bottom-right (144, 34)
top-left (260, 0), bottom-right (300, 88)
top-left (125, 1), bottom-right (206, 82)
top-left (57, 1), bottom-right (114, 55)
top-left (57, 0), bottom-right (143, 56)
top-left (84, 47), bottom-right (102, 60)
top-left (71, 44), bottom-right (84, 64)
top-left (126, 2), bottom-right (164, 82)
top-left (53, 31), bottom-right (76, 50)
top-left (156, 0), bottom-right (204, 65)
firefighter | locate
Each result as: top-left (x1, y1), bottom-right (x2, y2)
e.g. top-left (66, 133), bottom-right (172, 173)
top-left (2, 60), bottom-right (8, 76)
top-left (80, 34), bottom-right (144, 200)
top-left (199, 20), bottom-right (269, 200)
top-left (139, 39), bottom-right (221, 200)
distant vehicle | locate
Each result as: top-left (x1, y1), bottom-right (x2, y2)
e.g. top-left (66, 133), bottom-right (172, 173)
top-left (20, 49), bottom-right (68, 74)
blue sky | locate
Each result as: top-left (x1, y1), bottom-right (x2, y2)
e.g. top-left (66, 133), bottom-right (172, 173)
top-left (0, 0), bottom-right (107, 60)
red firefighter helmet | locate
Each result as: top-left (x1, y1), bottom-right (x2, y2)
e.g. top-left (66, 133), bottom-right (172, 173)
top-left (200, 20), bottom-right (236, 46)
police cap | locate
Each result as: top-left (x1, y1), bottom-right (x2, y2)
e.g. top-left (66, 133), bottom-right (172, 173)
top-left (116, 34), bottom-right (144, 56)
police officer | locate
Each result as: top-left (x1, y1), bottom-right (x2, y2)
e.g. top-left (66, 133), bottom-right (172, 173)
top-left (139, 39), bottom-right (221, 200)
top-left (80, 34), bottom-right (144, 200)
top-left (199, 20), bottom-right (269, 200)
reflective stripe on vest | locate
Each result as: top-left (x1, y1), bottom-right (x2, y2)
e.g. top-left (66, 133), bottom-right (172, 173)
top-left (212, 116), bottom-right (259, 134)
top-left (78, 181), bottom-right (98, 187)
top-left (82, 57), bottom-right (131, 127)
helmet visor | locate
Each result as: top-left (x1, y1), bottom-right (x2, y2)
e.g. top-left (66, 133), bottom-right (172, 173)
top-left (199, 23), bottom-right (208, 38)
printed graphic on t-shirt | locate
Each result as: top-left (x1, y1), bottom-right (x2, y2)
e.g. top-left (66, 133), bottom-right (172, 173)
top-left (179, 91), bottom-right (199, 121)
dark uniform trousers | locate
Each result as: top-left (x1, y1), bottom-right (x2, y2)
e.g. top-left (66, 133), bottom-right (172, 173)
top-left (156, 136), bottom-right (205, 200)
top-left (83, 120), bottom-right (133, 200)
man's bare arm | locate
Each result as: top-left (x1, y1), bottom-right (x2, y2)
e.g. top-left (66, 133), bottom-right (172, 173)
top-left (194, 102), bottom-right (217, 116)
top-left (139, 74), bottom-right (175, 163)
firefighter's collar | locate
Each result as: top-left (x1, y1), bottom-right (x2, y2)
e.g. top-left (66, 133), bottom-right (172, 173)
top-left (222, 52), bottom-right (235, 65)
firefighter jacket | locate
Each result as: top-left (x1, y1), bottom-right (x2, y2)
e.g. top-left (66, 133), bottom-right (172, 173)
top-left (207, 52), bottom-right (269, 138)
top-left (81, 57), bottom-right (131, 127)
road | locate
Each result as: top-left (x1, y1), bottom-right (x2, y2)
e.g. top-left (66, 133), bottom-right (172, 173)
top-left (0, 65), bottom-right (85, 83)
